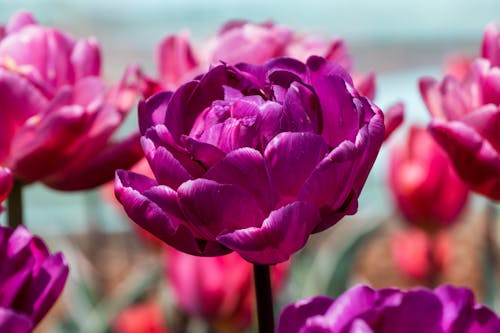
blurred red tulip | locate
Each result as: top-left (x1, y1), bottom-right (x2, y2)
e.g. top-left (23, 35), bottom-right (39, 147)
top-left (113, 302), bottom-right (169, 333)
top-left (389, 126), bottom-right (469, 230)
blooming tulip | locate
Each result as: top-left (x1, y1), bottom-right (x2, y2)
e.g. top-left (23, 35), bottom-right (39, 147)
top-left (419, 23), bottom-right (500, 200)
top-left (389, 126), bottom-right (468, 229)
top-left (0, 225), bottom-right (69, 333)
top-left (155, 20), bottom-right (375, 98)
top-left (0, 11), bottom-right (143, 191)
top-left (278, 285), bottom-right (500, 333)
top-left (166, 249), bottom-right (287, 329)
top-left (115, 55), bottom-right (384, 264)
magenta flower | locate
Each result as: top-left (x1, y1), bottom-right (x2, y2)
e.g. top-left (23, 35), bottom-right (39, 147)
top-left (115, 56), bottom-right (384, 264)
top-left (0, 11), bottom-right (143, 191)
top-left (389, 126), bottom-right (468, 229)
top-left (166, 249), bottom-right (288, 328)
top-left (0, 226), bottom-right (69, 333)
top-left (0, 167), bottom-right (13, 212)
top-left (155, 20), bottom-right (375, 98)
top-left (278, 285), bottom-right (500, 333)
top-left (419, 23), bottom-right (500, 200)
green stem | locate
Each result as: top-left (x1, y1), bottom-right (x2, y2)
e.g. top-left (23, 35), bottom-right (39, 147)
top-left (253, 264), bottom-right (274, 333)
top-left (7, 179), bottom-right (23, 228)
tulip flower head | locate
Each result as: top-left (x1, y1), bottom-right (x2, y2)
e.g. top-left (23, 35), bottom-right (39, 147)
top-left (0, 11), bottom-right (143, 191)
top-left (389, 126), bottom-right (469, 230)
top-left (278, 285), bottom-right (500, 333)
top-left (419, 23), bottom-right (500, 200)
top-left (115, 56), bottom-right (385, 264)
top-left (0, 226), bottom-right (69, 333)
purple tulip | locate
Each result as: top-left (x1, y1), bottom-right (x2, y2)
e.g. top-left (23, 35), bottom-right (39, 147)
top-left (0, 11), bottom-right (144, 191)
top-left (419, 23), bottom-right (500, 200)
top-left (115, 56), bottom-right (384, 264)
top-left (0, 226), bottom-right (69, 333)
top-left (278, 285), bottom-right (500, 333)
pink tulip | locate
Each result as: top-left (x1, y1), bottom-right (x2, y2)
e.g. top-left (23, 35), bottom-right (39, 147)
top-left (389, 126), bottom-right (469, 229)
top-left (0, 11), bottom-right (144, 191)
top-left (165, 249), bottom-right (288, 329)
top-left (154, 20), bottom-right (375, 98)
top-left (0, 167), bottom-right (13, 211)
top-left (419, 23), bottom-right (500, 200)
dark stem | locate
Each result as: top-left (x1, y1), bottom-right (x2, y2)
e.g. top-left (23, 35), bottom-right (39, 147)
top-left (7, 179), bottom-right (23, 228)
top-left (425, 232), bottom-right (440, 288)
top-left (253, 264), bottom-right (274, 333)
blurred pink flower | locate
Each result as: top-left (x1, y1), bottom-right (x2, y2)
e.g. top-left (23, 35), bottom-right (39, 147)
top-left (165, 249), bottom-right (288, 329)
top-left (154, 20), bottom-right (375, 98)
top-left (419, 23), bottom-right (500, 200)
top-left (0, 167), bottom-right (13, 212)
top-left (389, 126), bottom-right (469, 229)
top-left (390, 228), bottom-right (451, 280)
top-left (113, 302), bottom-right (169, 333)
top-left (0, 11), bottom-right (144, 191)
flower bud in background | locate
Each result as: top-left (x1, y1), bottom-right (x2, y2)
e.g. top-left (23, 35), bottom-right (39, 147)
top-left (419, 23), bottom-right (500, 200)
top-left (0, 167), bottom-right (13, 212)
top-left (0, 11), bottom-right (144, 191)
top-left (155, 20), bottom-right (375, 98)
top-left (113, 301), bottom-right (169, 333)
top-left (0, 225), bottom-right (69, 333)
top-left (388, 126), bottom-right (469, 230)
top-left (165, 249), bottom-right (288, 330)
top-left (115, 56), bottom-right (384, 264)
top-left (278, 284), bottom-right (500, 333)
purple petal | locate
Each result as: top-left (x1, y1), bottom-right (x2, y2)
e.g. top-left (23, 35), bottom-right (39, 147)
top-left (216, 201), bottom-right (321, 264)
top-left (138, 91), bottom-right (173, 135)
top-left (178, 178), bottom-right (265, 240)
top-left (434, 285), bottom-right (475, 332)
top-left (468, 306), bottom-right (500, 332)
top-left (265, 132), bottom-right (329, 206)
top-left (115, 170), bottom-right (229, 256)
top-left (204, 148), bottom-right (275, 214)
top-left (0, 309), bottom-right (32, 333)
top-left (181, 136), bottom-right (226, 170)
top-left (306, 55), bottom-right (354, 86)
top-left (164, 80), bottom-right (199, 142)
top-left (277, 296), bottom-right (334, 333)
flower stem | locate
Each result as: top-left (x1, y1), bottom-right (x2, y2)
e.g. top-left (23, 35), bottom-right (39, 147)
top-left (253, 264), bottom-right (274, 333)
top-left (7, 179), bottom-right (23, 228)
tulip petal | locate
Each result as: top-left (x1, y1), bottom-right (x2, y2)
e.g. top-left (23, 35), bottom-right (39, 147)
top-left (71, 37), bottom-right (101, 80)
top-left (217, 201), bottom-right (321, 264)
top-left (0, 309), bottom-right (32, 333)
top-left (434, 285), bottom-right (475, 332)
top-left (204, 147), bottom-right (275, 213)
top-left (265, 132), bottom-right (328, 205)
top-left (115, 170), bottom-right (229, 256)
top-left (0, 167), bottom-right (13, 204)
top-left (461, 105), bottom-right (500, 151)
top-left (430, 120), bottom-right (500, 200)
top-left (277, 296), bottom-right (333, 333)
top-left (142, 135), bottom-right (192, 190)
top-left (383, 102), bottom-right (404, 141)
top-left (165, 80), bottom-right (199, 142)
top-left (138, 91), bottom-right (173, 135)
top-left (178, 178), bottom-right (265, 240)
top-left (5, 11), bottom-right (36, 34)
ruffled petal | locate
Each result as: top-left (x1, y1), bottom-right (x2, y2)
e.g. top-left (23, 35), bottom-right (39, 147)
top-left (216, 201), bottom-right (320, 264)
top-left (265, 132), bottom-right (328, 206)
top-left (178, 178), bottom-right (265, 240)
top-left (277, 296), bottom-right (333, 333)
top-left (204, 148), bottom-right (275, 214)
top-left (138, 91), bottom-right (173, 135)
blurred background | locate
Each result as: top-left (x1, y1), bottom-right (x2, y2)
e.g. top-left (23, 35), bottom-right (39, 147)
top-left (1, 1), bottom-right (500, 332)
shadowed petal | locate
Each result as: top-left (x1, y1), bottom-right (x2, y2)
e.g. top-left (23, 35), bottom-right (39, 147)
top-left (138, 91), bottom-right (173, 135)
top-left (0, 167), bottom-right (13, 204)
top-left (277, 296), bottom-right (333, 333)
top-left (178, 178), bottom-right (265, 240)
top-left (216, 201), bottom-right (321, 264)
top-left (0, 309), bottom-right (32, 333)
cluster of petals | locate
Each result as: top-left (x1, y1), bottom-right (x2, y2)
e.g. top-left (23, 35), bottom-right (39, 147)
top-left (166, 249), bottom-right (287, 328)
top-left (115, 55), bottom-right (385, 264)
top-left (278, 284), bottom-right (500, 333)
top-left (0, 226), bottom-right (69, 333)
top-left (388, 126), bottom-right (468, 230)
top-left (0, 11), bottom-right (143, 191)
top-left (419, 23), bottom-right (500, 200)
top-left (154, 20), bottom-right (375, 99)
